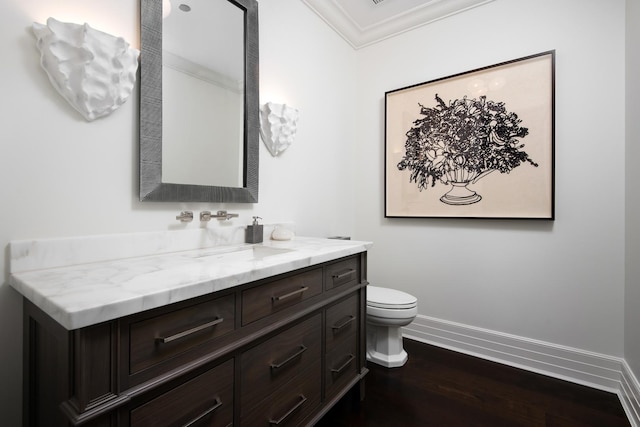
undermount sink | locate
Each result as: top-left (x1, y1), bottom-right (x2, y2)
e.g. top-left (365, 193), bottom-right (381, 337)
top-left (194, 245), bottom-right (294, 262)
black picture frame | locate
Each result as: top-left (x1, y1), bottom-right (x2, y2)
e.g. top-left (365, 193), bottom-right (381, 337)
top-left (385, 51), bottom-right (555, 219)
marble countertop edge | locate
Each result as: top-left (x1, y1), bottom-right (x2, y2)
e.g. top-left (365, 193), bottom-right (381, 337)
top-left (10, 237), bottom-right (372, 330)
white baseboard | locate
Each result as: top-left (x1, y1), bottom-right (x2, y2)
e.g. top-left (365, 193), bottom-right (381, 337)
top-left (621, 360), bottom-right (640, 427)
top-left (402, 314), bottom-right (640, 427)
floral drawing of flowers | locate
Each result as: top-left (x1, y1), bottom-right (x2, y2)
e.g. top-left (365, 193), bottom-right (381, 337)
top-left (397, 94), bottom-right (538, 205)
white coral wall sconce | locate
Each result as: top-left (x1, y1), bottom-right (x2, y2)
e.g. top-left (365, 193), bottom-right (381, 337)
top-left (259, 102), bottom-right (299, 156)
top-left (32, 18), bottom-right (140, 121)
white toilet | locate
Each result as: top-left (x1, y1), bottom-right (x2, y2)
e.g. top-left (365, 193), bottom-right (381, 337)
top-left (366, 286), bottom-right (418, 368)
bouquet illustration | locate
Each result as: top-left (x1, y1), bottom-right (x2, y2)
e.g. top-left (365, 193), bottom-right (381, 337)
top-left (397, 94), bottom-right (537, 205)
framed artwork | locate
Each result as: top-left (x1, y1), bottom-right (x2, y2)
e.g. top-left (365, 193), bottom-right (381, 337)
top-left (385, 51), bottom-right (555, 219)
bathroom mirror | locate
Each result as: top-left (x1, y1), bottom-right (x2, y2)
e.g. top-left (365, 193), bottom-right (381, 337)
top-left (140, 0), bottom-right (259, 202)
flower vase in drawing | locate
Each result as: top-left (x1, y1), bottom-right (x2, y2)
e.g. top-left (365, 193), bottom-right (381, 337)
top-left (397, 94), bottom-right (537, 205)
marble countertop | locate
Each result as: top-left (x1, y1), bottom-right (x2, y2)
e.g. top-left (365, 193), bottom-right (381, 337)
top-left (10, 236), bottom-right (372, 330)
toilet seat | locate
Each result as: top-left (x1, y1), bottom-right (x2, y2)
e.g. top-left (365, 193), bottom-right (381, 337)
top-left (367, 305), bottom-right (418, 321)
top-left (367, 286), bottom-right (417, 310)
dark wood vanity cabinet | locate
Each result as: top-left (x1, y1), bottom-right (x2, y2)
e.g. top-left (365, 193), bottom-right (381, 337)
top-left (23, 252), bottom-right (368, 427)
top-left (130, 359), bottom-right (235, 427)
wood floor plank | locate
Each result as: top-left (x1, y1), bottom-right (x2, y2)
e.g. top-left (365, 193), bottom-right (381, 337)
top-left (317, 339), bottom-right (630, 427)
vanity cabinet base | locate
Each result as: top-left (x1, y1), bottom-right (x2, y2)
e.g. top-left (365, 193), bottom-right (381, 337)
top-left (23, 253), bottom-right (368, 427)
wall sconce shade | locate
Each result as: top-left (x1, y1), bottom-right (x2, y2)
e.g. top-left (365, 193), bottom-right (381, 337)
top-left (32, 18), bottom-right (140, 121)
top-left (163, 0), bottom-right (172, 18)
top-left (259, 102), bottom-right (299, 156)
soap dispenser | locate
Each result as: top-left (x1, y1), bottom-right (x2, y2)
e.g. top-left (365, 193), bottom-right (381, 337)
top-left (245, 216), bottom-right (263, 244)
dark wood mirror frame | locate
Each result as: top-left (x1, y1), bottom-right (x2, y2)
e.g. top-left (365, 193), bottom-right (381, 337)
top-left (139, 0), bottom-right (259, 203)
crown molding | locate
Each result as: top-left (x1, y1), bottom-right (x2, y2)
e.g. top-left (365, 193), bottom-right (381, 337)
top-left (301, 0), bottom-right (495, 49)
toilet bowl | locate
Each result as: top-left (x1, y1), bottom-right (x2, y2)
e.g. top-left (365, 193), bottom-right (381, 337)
top-left (366, 286), bottom-right (417, 368)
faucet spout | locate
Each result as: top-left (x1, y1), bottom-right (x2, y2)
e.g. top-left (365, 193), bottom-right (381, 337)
top-left (223, 211), bottom-right (239, 220)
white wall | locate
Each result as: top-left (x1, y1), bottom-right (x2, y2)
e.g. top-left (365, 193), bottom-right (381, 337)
top-left (354, 0), bottom-right (627, 356)
top-left (626, 0), bottom-right (640, 378)
top-left (258, 1), bottom-right (358, 238)
top-left (1, 0), bottom-right (635, 424)
top-left (0, 0), bottom-right (356, 424)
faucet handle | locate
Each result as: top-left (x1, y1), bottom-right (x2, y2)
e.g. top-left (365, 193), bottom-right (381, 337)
top-left (176, 211), bottom-right (194, 222)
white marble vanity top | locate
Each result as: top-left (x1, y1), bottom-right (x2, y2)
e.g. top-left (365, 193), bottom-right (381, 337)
top-left (9, 231), bottom-right (372, 330)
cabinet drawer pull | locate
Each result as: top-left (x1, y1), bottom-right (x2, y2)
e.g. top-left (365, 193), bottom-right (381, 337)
top-left (331, 354), bottom-right (355, 375)
top-left (182, 397), bottom-right (223, 427)
top-left (332, 315), bottom-right (356, 331)
top-left (156, 317), bottom-right (224, 344)
top-left (269, 395), bottom-right (307, 425)
top-left (332, 269), bottom-right (355, 281)
top-left (272, 286), bottom-right (309, 302)
top-left (271, 345), bottom-right (307, 370)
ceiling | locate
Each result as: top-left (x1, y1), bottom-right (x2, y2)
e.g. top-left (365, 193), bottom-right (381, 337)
top-left (301, 0), bottom-right (495, 49)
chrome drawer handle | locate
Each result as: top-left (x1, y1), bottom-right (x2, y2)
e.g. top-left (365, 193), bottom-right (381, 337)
top-left (156, 317), bottom-right (224, 344)
top-left (269, 395), bottom-right (307, 425)
top-left (332, 269), bottom-right (355, 280)
top-left (332, 315), bottom-right (355, 331)
top-left (271, 345), bottom-right (307, 370)
top-left (331, 354), bottom-right (355, 375)
top-left (272, 286), bottom-right (309, 302)
top-left (182, 397), bottom-right (222, 427)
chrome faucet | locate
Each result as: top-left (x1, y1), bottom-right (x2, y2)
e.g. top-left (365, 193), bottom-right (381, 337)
top-left (200, 210), bottom-right (239, 221)
top-left (176, 211), bottom-right (194, 222)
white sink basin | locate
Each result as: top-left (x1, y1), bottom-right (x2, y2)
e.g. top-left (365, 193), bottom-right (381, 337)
top-left (195, 245), bottom-right (294, 262)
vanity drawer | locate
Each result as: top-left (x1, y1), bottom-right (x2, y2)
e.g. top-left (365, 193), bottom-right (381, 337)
top-left (241, 360), bottom-right (321, 427)
top-left (130, 359), bottom-right (234, 427)
top-left (325, 336), bottom-right (358, 399)
top-left (242, 268), bottom-right (323, 325)
top-left (325, 293), bottom-right (359, 353)
top-left (240, 314), bottom-right (322, 413)
top-left (128, 294), bottom-right (235, 375)
top-left (324, 256), bottom-right (360, 290)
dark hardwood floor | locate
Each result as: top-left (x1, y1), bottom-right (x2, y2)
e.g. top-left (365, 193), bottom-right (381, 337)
top-left (317, 339), bottom-right (631, 427)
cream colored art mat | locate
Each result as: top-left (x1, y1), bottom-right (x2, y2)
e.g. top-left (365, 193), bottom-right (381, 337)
top-left (385, 53), bottom-right (554, 218)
